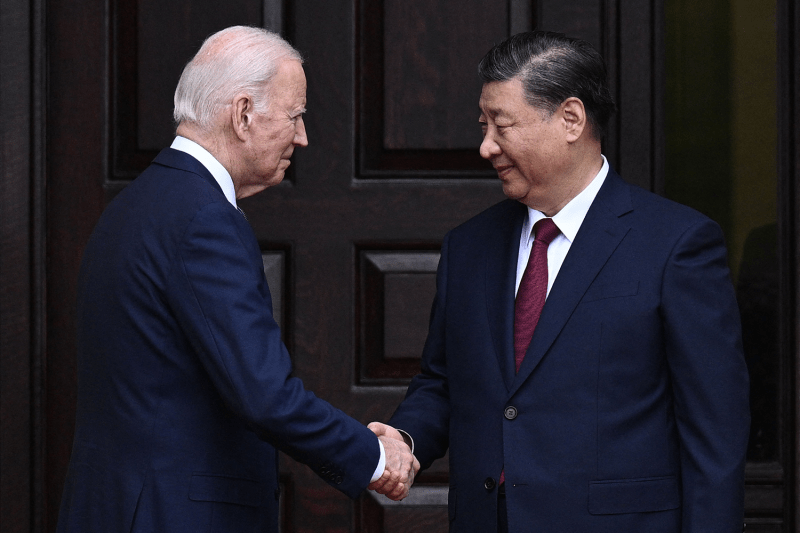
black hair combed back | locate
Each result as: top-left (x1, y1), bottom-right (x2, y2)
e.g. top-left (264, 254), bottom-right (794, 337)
top-left (478, 31), bottom-right (616, 140)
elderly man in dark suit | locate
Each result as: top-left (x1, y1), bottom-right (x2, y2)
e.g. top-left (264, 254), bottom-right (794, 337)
top-left (370, 30), bottom-right (749, 532)
top-left (57, 25), bottom-right (417, 533)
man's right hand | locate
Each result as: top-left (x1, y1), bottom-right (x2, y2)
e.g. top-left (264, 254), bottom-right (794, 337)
top-left (367, 422), bottom-right (420, 501)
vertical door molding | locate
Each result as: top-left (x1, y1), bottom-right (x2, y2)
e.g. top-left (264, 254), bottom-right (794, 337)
top-left (0, 0), bottom-right (33, 530)
top-left (31, 0), bottom-right (48, 530)
top-left (0, 0), bottom-right (47, 531)
top-left (779, 0), bottom-right (800, 530)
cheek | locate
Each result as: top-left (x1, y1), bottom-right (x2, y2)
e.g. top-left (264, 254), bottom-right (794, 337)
top-left (509, 145), bottom-right (536, 171)
top-left (275, 128), bottom-right (296, 152)
top-left (262, 137), bottom-right (287, 161)
top-left (254, 145), bottom-right (281, 174)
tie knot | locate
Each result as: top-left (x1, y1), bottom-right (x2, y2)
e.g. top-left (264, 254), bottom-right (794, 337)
top-left (533, 218), bottom-right (560, 245)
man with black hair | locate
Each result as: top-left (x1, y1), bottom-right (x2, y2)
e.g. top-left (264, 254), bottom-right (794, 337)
top-left (371, 31), bottom-right (749, 532)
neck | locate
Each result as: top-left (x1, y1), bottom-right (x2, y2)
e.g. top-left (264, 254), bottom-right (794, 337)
top-left (532, 146), bottom-right (603, 217)
top-left (570, 147), bottom-right (604, 194)
top-left (176, 122), bottom-right (242, 194)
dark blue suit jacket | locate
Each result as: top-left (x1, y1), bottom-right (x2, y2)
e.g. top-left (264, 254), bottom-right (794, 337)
top-left (389, 168), bottom-right (749, 532)
top-left (57, 149), bottom-right (379, 533)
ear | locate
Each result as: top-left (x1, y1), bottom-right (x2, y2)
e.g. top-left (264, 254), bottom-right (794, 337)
top-left (561, 97), bottom-right (587, 143)
top-left (231, 93), bottom-right (254, 142)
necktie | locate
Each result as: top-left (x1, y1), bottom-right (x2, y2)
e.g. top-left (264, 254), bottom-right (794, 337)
top-left (499, 218), bottom-right (560, 487)
top-left (237, 206), bottom-right (248, 221)
top-left (513, 218), bottom-right (560, 372)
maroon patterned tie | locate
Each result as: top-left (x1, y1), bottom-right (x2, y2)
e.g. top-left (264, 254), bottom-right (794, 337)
top-left (501, 218), bottom-right (560, 487)
top-left (513, 218), bottom-right (561, 372)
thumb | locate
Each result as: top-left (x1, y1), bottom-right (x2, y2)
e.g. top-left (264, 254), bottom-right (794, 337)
top-left (367, 421), bottom-right (387, 436)
top-left (368, 422), bottom-right (404, 442)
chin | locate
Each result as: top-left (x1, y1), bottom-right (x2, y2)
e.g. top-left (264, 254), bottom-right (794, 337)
top-left (501, 183), bottom-right (527, 201)
top-left (262, 179), bottom-right (283, 191)
top-left (265, 170), bottom-right (286, 186)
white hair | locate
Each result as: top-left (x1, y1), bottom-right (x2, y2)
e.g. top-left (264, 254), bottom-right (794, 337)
top-left (173, 26), bottom-right (302, 129)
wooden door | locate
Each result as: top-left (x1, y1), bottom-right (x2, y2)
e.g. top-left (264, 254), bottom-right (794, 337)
top-left (11, 0), bottom-right (799, 532)
top-left (40, 1), bottom-right (665, 532)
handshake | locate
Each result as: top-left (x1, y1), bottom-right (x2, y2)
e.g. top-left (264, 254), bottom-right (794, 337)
top-left (367, 422), bottom-right (420, 501)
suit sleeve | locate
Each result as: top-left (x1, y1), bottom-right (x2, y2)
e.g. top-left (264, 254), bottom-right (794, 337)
top-left (166, 201), bottom-right (379, 498)
top-left (388, 234), bottom-right (452, 469)
top-left (661, 218), bottom-right (750, 532)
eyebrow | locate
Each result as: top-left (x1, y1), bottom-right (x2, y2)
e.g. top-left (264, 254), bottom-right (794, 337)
top-left (479, 102), bottom-right (508, 116)
top-left (479, 108), bottom-right (511, 123)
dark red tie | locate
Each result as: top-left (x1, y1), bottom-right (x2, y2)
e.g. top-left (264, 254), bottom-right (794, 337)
top-left (500, 219), bottom-right (560, 487)
top-left (513, 218), bottom-right (560, 372)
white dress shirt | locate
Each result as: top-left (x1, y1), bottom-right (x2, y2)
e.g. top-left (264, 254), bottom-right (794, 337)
top-left (515, 155), bottom-right (610, 296)
top-left (169, 137), bottom-right (388, 483)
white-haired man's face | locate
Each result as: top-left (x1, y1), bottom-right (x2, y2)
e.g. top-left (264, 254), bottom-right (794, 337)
top-left (238, 59), bottom-right (308, 195)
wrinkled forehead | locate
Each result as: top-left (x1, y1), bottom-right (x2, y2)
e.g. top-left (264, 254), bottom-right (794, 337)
top-left (479, 78), bottom-right (525, 115)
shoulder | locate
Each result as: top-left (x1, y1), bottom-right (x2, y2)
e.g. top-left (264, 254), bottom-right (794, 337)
top-left (109, 151), bottom-right (226, 221)
top-left (91, 151), bottom-right (239, 257)
top-left (139, 149), bottom-right (222, 203)
top-left (447, 199), bottom-right (525, 241)
top-left (601, 170), bottom-right (718, 236)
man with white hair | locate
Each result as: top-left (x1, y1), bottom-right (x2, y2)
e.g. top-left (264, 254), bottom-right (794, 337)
top-left (56, 26), bottom-right (417, 533)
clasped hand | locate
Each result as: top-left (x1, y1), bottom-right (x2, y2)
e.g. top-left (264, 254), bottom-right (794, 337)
top-left (367, 422), bottom-right (420, 501)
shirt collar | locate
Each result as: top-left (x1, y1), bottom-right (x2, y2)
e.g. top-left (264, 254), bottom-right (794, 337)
top-left (171, 136), bottom-right (238, 208)
top-left (524, 155), bottom-right (609, 244)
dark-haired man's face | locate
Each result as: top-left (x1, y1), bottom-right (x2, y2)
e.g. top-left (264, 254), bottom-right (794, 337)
top-left (478, 79), bottom-right (577, 216)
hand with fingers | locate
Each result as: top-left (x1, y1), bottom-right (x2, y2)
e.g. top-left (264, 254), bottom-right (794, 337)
top-left (367, 422), bottom-right (420, 501)
top-left (368, 421), bottom-right (412, 446)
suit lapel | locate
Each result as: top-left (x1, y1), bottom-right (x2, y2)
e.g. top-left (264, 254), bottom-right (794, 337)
top-left (510, 170), bottom-right (634, 395)
top-left (485, 201), bottom-right (527, 391)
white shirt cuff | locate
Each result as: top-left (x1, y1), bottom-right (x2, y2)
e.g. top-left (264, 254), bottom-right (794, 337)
top-left (370, 439), bottom-right (386, 483)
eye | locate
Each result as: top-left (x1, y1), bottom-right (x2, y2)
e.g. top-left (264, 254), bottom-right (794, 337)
top-left (290, 108), bottom-right (307, 124)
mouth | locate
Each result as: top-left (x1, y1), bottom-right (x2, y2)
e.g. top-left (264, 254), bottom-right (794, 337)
top-left (493, 165), bottom-right (513, 178)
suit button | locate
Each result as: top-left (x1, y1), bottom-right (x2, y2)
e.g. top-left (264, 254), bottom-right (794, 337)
top-left (484, 477), bottom-right (496, 491)
top-left (335, 475), bottom-right (344, 485)
top-left (504, 406), bottom-right (518, 420)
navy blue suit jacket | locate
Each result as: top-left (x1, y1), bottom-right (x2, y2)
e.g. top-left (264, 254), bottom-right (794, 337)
top-left (57, 149), bottom-right (379, 533)
top-left (389, 168), bottom-right (749, 532)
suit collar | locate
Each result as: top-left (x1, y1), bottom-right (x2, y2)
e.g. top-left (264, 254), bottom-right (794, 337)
top-left (170, 136), bottom-right (238, 207)
top-left (152, 147), bottom-right (226, 199)
top-left (510, 168), bottom-right (633, 394)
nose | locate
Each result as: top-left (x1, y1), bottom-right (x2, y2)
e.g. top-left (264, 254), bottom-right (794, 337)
top-left (294, 116), bottom-right (309, 147)
top-left (479, 129), bottom-right (500, 160)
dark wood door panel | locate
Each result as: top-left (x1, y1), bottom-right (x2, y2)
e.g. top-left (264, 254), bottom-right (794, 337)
top-left (357, 488), bottom-right (450, 532)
